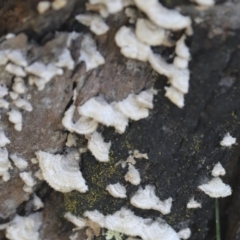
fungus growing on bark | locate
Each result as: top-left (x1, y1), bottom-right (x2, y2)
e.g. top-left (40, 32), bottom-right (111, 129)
top-left (0, 129), bottom-right (10, 147)
top-left (55, 48), bottom-right (75, 70)
top-left (220, 133), bottom-right (236, 147)
top-left (89, 0), bottom-right (123, 14)
top-left (0, 85), bottom-right (8, 98)
top-left (106, 182), bottom-right (127, 198)
top-left (84, 208), bottom-right (180, 240)
top-left (19, 171), bottom-right (36, 193)
top-left (187, 197), bottom-right (202, 209)
top-left (130, 185), bottom-right (172, 214)
top-left (75, 14), bottom-right (109, 35)
top-left (7, 109), bottom-right (23, 131)
top-left (178, 228), bottom-right (191, 239)
top-left (12, 77), bottom-right (27, 94)
top-left (5, 63), bottom-right (26, 77)
top-left (87, 131), bottom-right (111, 162)
top-left (124, 164), bottom-right (141, 185)
top-left (0, 99), bottom-right (9, 109)
top-left (37, 1), bottom-right (51, 14)
top-left (7, 50), bottom-right (28, 67)
top-left (14, 98), bottom-right (33, 112)
top-left (211, 162), bottom-right (226, 177)
top-left (35, 150), bottom-right (88, 193)
top-left (164, 86), bottom-right (185, 108)
top-left (198, 177), bottom-right (232, 198)
top-left (32, 194), bottom-right (44, 211)
top-left (10, 154), bottom-right (28, 171)
top-left (0, 148), bottom-right (12, 181)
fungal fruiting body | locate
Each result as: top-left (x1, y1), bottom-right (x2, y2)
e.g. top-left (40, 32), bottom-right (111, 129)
top-left (211, 162), bottom-right (226, 177)
top-left (35, 150), bottom-right (88, 193)
top-left (87, 131), bottom-right (111, 162)
top-left (220, 133), bottom-right (236, 147)
top-left (178, 228), bottom-right (191, 239)
top-left (106, 183), bottom-right (127, 198)
top-left (10, 154), bottom-right (28, 171)
top-left (186, 197), bottom-right (202, 209)
top-left (6, 50), bottom-right (28, 67)
top-left (5, 213), bottom-right (42, 240)
top-left (0, 129), bottom-right (10, 147)
top-left (64, 212), bottom-right (87, 230)
top-left (7, 109), bottom-right (23, 131)
top-left (55, 48), bottom-right (75, 70)
top-left (37, 1), bottom-right (51, 14)
top-left (130, 185), bottom-right (172, 215)
top-left (19, 171), bottom-right (36, 193)
top-left (12, 77), bottom-right (26, 94)
top-left (32, 194), bottom-right (44, 210)
top-left (84, 208), bottom-right (180, 240)
top-left (198, 177), bottom-right (232, 198)
top-left (89, 0), bottom-right (123, 14)
top-left (0, 148), bottom-right (12, 181)
top-left (124, 164), bottom-right (141, 185)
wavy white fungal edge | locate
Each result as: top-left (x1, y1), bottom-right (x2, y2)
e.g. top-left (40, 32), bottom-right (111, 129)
top-left (130, 185), bottom-right (172, 215)
top-left (87, 131), bottom-right (111, 162)
top-left (198, 177), bottom-right (232, 198)
top-left (0, 129), bottom-right (10, 147)
top-left (106, 182), bottom-right (127, 198)
top-left (84, 207), bottom-right (180, 240)
top-left (178, 228), bottom-right (191, 239)
top-left (5, 213), bottom-right (42, 240)
top-left (220, 133), bottom-right (236, 147)
top-left (187, 197), bottom-right (202, 209)
top-left (10, 154), bottom-right (28, 171)
top-left (211, 162), bottom-right (226, 177)
top-left (125, 164), bottom-right (141, 185)
top-left (0, 148), bottom-right (12, 182)
top-left (35, 150), bottom-right (88, 193)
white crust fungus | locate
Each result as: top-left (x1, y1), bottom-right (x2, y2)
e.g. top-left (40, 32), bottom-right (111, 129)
top-left (55, 48), bottom-right (75, 70)
top-left (78, 97), bottom-right (128, 134)
top-left (125, 164), bottom-right (141, 185)
top-left (19, 171), bottom-right (36, 193)
top-left (178, 228), bottom-right (191, 239)
top-left (52, 0), bottom-right (67, 10)
top-left (133, 150), bottom-right (148, 159)
top-left (89, 0), bottom-right (123, 14)
top-left (0, 129), bottom-right (10, 147)
top-left (130, 185), bottom-right (172, 215)
top-left (5, 213), bottom-right (42, 240)
top-left (164, 86), bottom-right (185, 108)
top-left (175, 35), bottom-right (190, 60)
top-left (7, 50), bottom-right (28, 67)
top-left (75, 14), bottom-right (109, 35)
top-left (106, 182), bottom-right (127, 198)
top-left (84, 208), bottom-right (180, 240)
top-left (32, 194), bottom-right (44, 210)
top-left (133, 0), bottom-right (191, 30)
top-left (0, 85), bottom-right (9, 98)
top-left (135, 19), bottom-right (165, 46)
top-left (62, 105), bottom-right (98, 135)
top-left (9, 91), bottom-right (19, 100)
top-left (7, 109), bottom-right (23, 131)
top-left (10, 154), bottom-right (28, 171)
top-left (35, 150), bottom-right (88, 193)
top-left (5, 63), bottom-right (26, 77)
top-left (12, 77), bottom-right (27, 94)
top-left (79, 34), bottom-right (105, 71)
top-left (220, 133), bottom-right (236, 147)
top-left (14, 98), bottom-right (33, 112)
top-left (87, 131), bottom-right (111, 162)
top-left (211, 162), bottom-right (226, 177)
top-left (186, 197), bottom-right (202, 209)
top-left (0, 99), bottom-right (9, 109)
top-left (198, 177), bottom-right (232, 198)
top-left (66, 133), bottom-right (77, 147)
top-left (64, 212), bottom-right (87, 230)
top-left (115, 26), bottom-right (151, 62)
top-left (0, 148), bottom-right (12, 182)
top-left (37, 1), bottom-right (51, 14)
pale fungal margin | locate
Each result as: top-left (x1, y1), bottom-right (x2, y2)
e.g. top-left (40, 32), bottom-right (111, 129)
top-left (198, 177), bottom-right (232, 198)
top-left (87, 131), bottom-right (111, 162)
top-left (7, 109), bottom-right (23, 131)
top-left (130, 185), bottom-right (172, 215)
top-left (0, 129), bottom-right (10, 147)
top-left (10, 154), bottom-right (28, 171)
top-left (106, 183), bottom-right (127, 198)
top-left (178, 228), bottom-right (191, 239)
top-left (19, 171), bottom-right (36, 193)
top-left (5, 213), bottom-right (42, 240)
top-left (84, 207), bottom-right (180, 240)
top-left (220, 133), bottom-right (236, 147)
top-left (0, 148), bottom-right (12, 182)
top-left (37, 1), bottom-right (51, 14)
top-left (35, 150), bottom-right (88, 193)
top-left (32, 194), bottom-right (44, 210)
top-left (211, 162), bottom-right (226, 177)
top-left (187, 197), bottom-right (202, 209)
top-left (124, 164), bottom-right (141, 185)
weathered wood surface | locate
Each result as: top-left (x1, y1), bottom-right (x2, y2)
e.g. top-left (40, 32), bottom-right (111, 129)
top-left (0, 0), bottom-right (240, 239)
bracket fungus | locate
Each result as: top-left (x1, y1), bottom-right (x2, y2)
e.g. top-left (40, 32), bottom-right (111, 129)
top-left (0, 129), bottom-right (10, 147)
top-left (124, 164), bottom-right (141, 185)
top-left (178, 228), bottom-right (191, 239)
top-left (19, 171), bottom-right (36, 193)
top-left (186, 197), bottom-right (202, 209)
top-left (7, 109), bottom-right (23, 131)
top-left (106, 182), bottom-right (127, 198)
top-left (130, 185), bottom-right (172, 215)
top-left (87, 131), bottom-right (111, 162)
top-left (37, 1), bottom-right (51, 14)
top-left (211, 162), bottom-right (226, 177)
top-left (89, 0), bottom-right (123, 14)
top-left (5, 63), bottom-right (26, 77)
top-left (220, 133), bottom-right (236, 147)
top-left (84, 208), bottom-right (180, 240)
top-left (35, 150), bottom-right (88, 193)
top-left (0, 148), bottom-right (12, 182)
top-left (198, 177), bottom-right (232, 198)
top-left (6, 50), bottom-right (28, 67)
top-left (10, 154), bottom-right (28, 171)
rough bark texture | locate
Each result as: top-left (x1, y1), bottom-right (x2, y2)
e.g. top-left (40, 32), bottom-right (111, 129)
top-left (0, 0), bottom-right (240, 240)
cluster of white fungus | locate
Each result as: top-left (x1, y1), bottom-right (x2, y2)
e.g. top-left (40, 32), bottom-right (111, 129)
top-left (198, 163), bottom-right (232, 198)
top-left (220, 133), bottom-right (236, 147)
top-left (37, 0), bottom-right (67, 14)
top-left (187, 197), bottom-right (202, 209)
top-left (0, 148), bottom-right (12, 181)
top-left (106, 183), bottom-right (127, 198)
